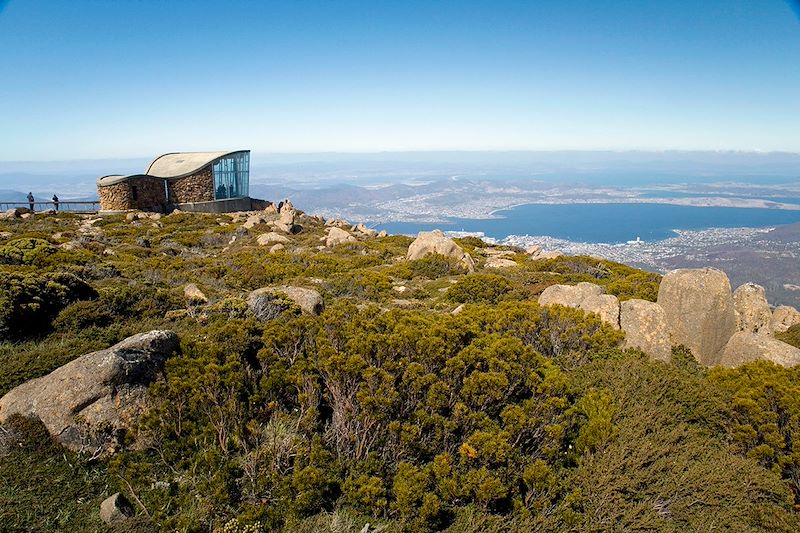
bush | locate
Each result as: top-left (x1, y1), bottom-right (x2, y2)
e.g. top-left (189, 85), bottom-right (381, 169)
top-left (776, 324), bottom-right (800, 349)
top-left (447, 274), bottom-right (514, 304)
top-left (0, 238), bottom-right (57, 266)
top-left (0, 271), bottom-right (96, 338)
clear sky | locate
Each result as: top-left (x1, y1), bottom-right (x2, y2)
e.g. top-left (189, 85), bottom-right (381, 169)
top-left (1, 0), bottom-right (799, 160)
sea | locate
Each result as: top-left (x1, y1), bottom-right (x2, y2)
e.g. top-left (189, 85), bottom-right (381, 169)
top-left (377, 203), bottom-right (800, 244)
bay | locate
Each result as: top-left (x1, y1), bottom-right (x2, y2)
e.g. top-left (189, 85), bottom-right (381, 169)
top-left (377, 203), bottom-right (800, 243)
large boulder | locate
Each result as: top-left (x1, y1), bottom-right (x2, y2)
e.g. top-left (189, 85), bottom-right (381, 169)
top-left (718, 332), bottom-right (800, 368)
top-left (733, 283), bottom-right (772, 335)
top-left (248, 286), bottom-right (324, 317)
top-left (657, 268), bottom-right (736, 366)
top-left (772, 305), bottom-right (800, 334)
top-left (406, 230), bottom-right (475, 272)
top-left (325, 227), bottom-right (357, 247)
top-left (620, 299), bottom-right (672, 362)
top-left (0, 331), bottom-right (178, 453)
top-left (538, 282), bottom-right (605, 309)
top-left (580, 294), bottom-right (621, 329)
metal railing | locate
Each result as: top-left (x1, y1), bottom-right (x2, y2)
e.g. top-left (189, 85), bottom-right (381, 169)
top-left (0, 201), bottom-right (100, 214)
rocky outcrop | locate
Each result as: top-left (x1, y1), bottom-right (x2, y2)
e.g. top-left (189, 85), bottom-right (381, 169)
top-left (538, 283), bottom-right (620, 329)
top-left (538, 282), bottom-right (606, 309)
top-left (406, 230), bottom-right (475, 272)
top-left (484, 257), bottom-right (517, 269)
top-left (733, 283), bottom-right (772, 335)
top-left (248, 286), bottom-right (324, 317)
top-left (325, 227), bottom-right (357, 247)
top-left (657, 268), bottom-right (737, 366)
top-left (183, 283), bottom-right (207, 303)
top-left (0, 331), bottom-right (178, 454)
top-left (772, 305), bottom-right (800, 333)
top-left (718, 332), bottom-right (800, 368)
top-left (100, 493), bottom-right (133, 525)
top-left (527, 246), bottom-right (563, 260)
top-left (580, 294), bottom-right (621, 329)
top-left (257, 232), bottom-right (290, 246)
top-left (242, 215), bottom-right (264, 230)
top-left (275, 208), bottom-right (300, 234)
top-left (620, 299), bottom-right (672, 362)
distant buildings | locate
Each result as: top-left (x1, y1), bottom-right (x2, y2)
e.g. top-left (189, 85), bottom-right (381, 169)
top-left (97, 150), bottom-right (258, 213)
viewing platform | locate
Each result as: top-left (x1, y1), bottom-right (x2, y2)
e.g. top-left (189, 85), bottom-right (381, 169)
top-left (0, 201), bottom-right (100, 214)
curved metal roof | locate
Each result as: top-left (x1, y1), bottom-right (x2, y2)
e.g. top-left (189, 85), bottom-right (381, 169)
top-left (145, 150), bottom-right (249, 179)
top-left (96, 174), bottom-right (155, 187)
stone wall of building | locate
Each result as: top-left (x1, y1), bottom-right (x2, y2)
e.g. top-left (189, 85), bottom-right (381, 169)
top-left (168, 167), bottom-right (214, 204)
top-left (98, 177), bottom-right (167, 212)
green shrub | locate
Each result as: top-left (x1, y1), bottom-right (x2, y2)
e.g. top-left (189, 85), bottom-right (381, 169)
top-left (0, 238), bottom-right (57, 266)
top-left (0, 271), bottom-right (96, 338)
top-left (447, 274), bottom-right (514, 304)
top-left (709, 361), bottom-right (800, 503)
top-left (776, 324), bottom-right (800, 349)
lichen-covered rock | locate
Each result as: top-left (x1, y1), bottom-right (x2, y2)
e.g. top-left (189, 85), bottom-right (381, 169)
top-left (538, 282), bottom-right (605, 309)
top-left (354, 223), bottom-right (378, 238)
top-left (0, 330), bottom-right (179, 453)
top-left (580, 294), bottom-right (621, 329)
top-left (772, 305), bottom-right (800, 333)
top-left (99, 493), bottom-right (133, 525)
top-left (242, 215), bottom-right (264, 230)
top-left (406, 230), bottom-right (475, 273)
top-left (484, 257), bottom-right (517, 269)
top-left (718, 332), bottom-right (800, 368)
top-left (325, 227), bottom-right (357, 247)
top-left (183, 283), bottom-right (207, 303)
top-left (620, 299), bottom-right (672, 362)
top-left (256, 232), bottom-right (290, 246)
top-left (733, 283), bottom-right (772, 335)
top-left (657, 268), bottom-right (736, 366)
top-left (248, 286), bottom-right (324, 316)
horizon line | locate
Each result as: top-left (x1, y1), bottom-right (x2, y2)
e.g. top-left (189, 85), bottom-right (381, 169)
top-left (3, 148), bottom-right (800, 165)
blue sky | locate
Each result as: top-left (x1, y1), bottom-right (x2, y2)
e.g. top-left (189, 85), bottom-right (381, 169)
top-left (1, 0), bottom-right (799, 160)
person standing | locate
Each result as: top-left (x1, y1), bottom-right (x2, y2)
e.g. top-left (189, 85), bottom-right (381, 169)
top-left (52, 194), bottom-right (59, 212)
top-left (27, 192), bottom-right (34, 211)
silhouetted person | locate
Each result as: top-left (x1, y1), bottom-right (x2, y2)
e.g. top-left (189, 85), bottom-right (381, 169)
top-left (52, 194), bottom-right (59, 212)
top-left (27, 192), bottom-right (34, 211)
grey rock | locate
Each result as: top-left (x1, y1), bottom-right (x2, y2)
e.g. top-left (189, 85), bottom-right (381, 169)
top-left (242, 215), bottom-right (264, 230)
top-left (657, 268), bottom-right (736, 366)
top-left (256, 232), bottom-right (290, 246)
top-left (538, 282), bottom-right (605, 309)
top-left (183, 283), bottom-right (207, 303)
top-left (733, 283), bottom-right (772, 335)
top-left (406, 230), bottom-right (475, 273)
top-left (99, 492), bottom-right (133, 524)
top-left (325, 227), bottom-right (357, 247)
top-left (0, 331), bottom-right (178, 453)
top-left (248, 286), bottom-right (324, 317)
top-left (772, 305), bottom-right (800, 333)
top-left (620, 299), bottom-right (672, 362)
top-left (580, 293), bottom-right (621, 329)
top-left (484, 257), bottom-right (517, 269)
top-left (719, 331), bottom-right (800, 368)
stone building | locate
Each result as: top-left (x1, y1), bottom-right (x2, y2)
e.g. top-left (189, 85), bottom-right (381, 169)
top-left (97, 150), bottom-right (256, 213)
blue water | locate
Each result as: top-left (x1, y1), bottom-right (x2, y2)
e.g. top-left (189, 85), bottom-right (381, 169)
top-left (378, 203), bottom-right (800, 243)
top-left (638, 191), bottom-right (800, 205)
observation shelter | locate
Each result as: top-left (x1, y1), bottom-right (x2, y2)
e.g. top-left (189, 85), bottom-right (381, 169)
top-left (97, 150), bottom-right (263, 213)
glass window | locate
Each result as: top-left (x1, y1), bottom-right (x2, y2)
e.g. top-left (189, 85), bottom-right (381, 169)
top-left (213, 152), bottom-right (250, 200)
